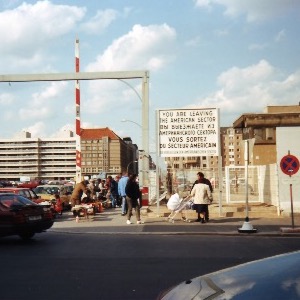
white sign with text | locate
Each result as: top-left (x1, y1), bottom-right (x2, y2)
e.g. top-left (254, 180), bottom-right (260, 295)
top-left (157, 108), bottom-right (220, 157)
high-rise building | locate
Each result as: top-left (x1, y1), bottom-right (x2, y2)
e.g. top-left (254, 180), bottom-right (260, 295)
top-left (80, 128), bottom-right (138, 178)
top-left (0, 128), bottom-right (138, 181)
top-left (0, 130), bottom-right (76, 181)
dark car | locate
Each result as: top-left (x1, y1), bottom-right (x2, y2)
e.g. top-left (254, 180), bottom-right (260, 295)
top-left (158, 250), bottom-right (300, 299)
top-left (0, 193), bottom-right (53, 240)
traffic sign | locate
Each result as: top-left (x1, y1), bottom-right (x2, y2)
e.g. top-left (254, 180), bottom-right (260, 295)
top-left (280, 154), bottom-right (299, 176)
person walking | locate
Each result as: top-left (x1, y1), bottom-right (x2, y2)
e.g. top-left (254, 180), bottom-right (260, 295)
top-left (107, 176), bottom-right (118, 208)
top-left (118, 170), bottom-right (129, 216)
top-left (191, 172), bottom-right (213, 222)
top-left (125, 174), bottom-right (143, 225)
top-left (190, 176), bottom-right (213, 223)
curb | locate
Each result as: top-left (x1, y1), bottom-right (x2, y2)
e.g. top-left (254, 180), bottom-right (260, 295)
top-left (48, 229), bottom-right (300, 237)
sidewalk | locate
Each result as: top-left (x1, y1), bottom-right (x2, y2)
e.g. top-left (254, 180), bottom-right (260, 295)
top-left (49, 205), bottom-right (300, 236)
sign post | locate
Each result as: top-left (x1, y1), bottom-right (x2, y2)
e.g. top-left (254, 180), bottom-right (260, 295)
top-left (238, 140), bottom-right (257, 233)
top-left (157, 108), bottom-right (222, 215)
top-left (280, 151), bottom-right (299, 229)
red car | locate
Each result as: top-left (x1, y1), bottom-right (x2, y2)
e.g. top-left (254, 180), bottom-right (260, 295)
top-left (17, 181), bottom-right (41, 189)
top-left (0, 193), bottom-right (54, 240)
top-left (0, 187), bottom-right (40, 202)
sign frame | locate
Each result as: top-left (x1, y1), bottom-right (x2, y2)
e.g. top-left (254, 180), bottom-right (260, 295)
top-left (157, 108), bottom-right (220, 157)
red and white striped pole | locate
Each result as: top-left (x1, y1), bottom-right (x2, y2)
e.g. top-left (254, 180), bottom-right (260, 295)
top-left (75, 38), bottom-right (82, 183)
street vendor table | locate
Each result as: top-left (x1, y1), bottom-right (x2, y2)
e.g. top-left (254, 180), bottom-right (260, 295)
top-left (71, 204), bottom-right (94, 220)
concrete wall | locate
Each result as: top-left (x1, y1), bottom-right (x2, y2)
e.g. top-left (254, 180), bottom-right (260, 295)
top-left (276, 127), bottom-right (300, 214)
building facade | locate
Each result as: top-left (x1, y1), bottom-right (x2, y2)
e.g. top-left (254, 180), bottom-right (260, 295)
top-left (0, 128), bottom-right (138, 181)
top-left (80, 128), bottom-right (138, 179)
top-left (0, 130), bottom-right (76, 181)
top-left (233, 104), bottom-right (300, 165)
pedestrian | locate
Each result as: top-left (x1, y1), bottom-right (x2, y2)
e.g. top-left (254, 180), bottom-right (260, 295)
top-left (107, 176), bottom-right (118, 208)
top-left (114, 175), bottom-right (122, 207)
top-left (125, 173), bottom-right (144, 224)
top-left (88, 179), bottom-right (97, 201)
top-left (190, 176), bottom-right (213, 223)
top-left (70, 180), bottom-right (89, 207)
top-left (191, 172), bottom-right (213, 222)
top-left (98, 179), bottom-right (106, 199)
top-left (118, 170), bottom-right (129, 216)
top-left (54, 193), bottom-right (63, 215)
top-left (166, 169), bottom-right (173, 195)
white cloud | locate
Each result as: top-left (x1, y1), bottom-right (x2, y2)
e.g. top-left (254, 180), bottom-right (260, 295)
top-left (189, 60), bottom-right (300, 124)
top-left (80, 9), bottom-right (118, 34)
top-left (275, 29), bottom-right (286, 43)
top-left (194, 0), bottom-right (212, 10)
top-left (16, 81), bottom-right (68, 121)
top-left (0, 93), bottom-right (14, 105)
top-left (194, 0), bottom-right (300, 23)
top-left (248, 43), bottom-right (268, 51)
top-left (83, 24), bottom-right (176, 113)
top-left (0, 0), bottom-right (85, 69)
top-left (185, 36), bottom-right (202, 47)
top-left (19, 121), bottom-right (46, 138)
top-left (50, 123), bottom-right (75, 138)
top-left (86, 23), bottom-right (176, 72)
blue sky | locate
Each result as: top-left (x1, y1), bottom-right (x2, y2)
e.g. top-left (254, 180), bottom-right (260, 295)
top-left (0, 0), bottom-right (299, 153)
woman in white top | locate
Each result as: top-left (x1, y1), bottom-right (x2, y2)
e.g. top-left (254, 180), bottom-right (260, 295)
top-left (190, 178), bottom-right (213, 223)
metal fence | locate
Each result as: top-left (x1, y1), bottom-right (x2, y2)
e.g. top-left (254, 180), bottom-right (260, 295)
top-left (151, 164), bottom-right (279, 208)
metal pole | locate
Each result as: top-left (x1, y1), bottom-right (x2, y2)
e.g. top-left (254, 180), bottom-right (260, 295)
top-left (245, 139), bottom-right (249, 221)
top-left (155, 110), bottom-right (160, 216)
top-left (141, 71), bottom-right (149, 188)
top-left (217, 108), bottom-right (223, 216)
top-left (75, 38), bottom-right (82, 183)
top-left (290, 183), bottom-right (295, 228)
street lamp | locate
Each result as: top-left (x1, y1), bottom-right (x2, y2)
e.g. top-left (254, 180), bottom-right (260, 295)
top-left (127, 160), bottom-right (138, 173)
top-left (121, 119), bottom-right (142, 129)
top-left (117, 74), bottom-right (149, 190)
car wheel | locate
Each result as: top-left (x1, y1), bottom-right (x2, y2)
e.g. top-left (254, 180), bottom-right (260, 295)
top-left (19, 232), bottom-right (35, 241)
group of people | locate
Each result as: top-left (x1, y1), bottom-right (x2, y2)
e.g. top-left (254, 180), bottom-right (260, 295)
top-left (70, 171), bottom-right (144, 225)
top-left (69, 170), bottom-right (213, 225)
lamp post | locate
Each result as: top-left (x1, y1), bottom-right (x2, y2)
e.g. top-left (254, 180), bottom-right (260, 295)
top-left (118, 73), bottom-right (149, 190)
top-left (127, 160), bottom-right (138, 173)
top-left (121, 119), bottom-right (142, 129)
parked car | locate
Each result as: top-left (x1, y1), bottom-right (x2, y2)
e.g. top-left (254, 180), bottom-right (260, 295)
top-left (158, 250), bottom-right (300, 299)
top-left (0, 187), bottom-right (40, 202)
top-left (33, 185), bottom-right (72, 210)
top-left (18, 180), bottom-right (41, 189)
top-left (0, 193), bottom-right (54, 240)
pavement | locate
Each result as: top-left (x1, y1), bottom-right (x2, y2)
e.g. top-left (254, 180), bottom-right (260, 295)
top-left (48, 204), bottom-right (300, 236)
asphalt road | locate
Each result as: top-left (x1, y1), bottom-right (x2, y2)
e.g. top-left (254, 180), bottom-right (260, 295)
top-left (0, 232), bottom-right (300, 300)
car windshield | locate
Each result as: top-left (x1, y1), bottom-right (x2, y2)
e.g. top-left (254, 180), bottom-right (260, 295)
top-left (0, 194), bottom-right (36, 208)
top-left (34, 186), bottom-right (60, 195)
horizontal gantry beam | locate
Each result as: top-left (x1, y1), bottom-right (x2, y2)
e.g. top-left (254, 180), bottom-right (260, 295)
top-left (0, 71), bottom-right (148, 82)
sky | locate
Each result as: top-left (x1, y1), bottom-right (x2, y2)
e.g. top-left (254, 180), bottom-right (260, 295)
top-left (0, 0), bottom-right (300, 154)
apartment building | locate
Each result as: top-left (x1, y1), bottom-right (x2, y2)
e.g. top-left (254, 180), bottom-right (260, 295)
top-left (233, 104), bottom-right (300, 165)
top-left (80, 128), bottom-right (138, 178)
top-left (0, 130), bottom-right (76, 181)
top-left (0, 128), bottom-right (137, 181)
